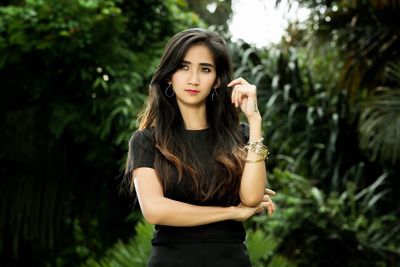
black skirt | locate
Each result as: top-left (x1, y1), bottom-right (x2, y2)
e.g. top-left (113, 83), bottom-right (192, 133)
top-left (147, 241), bottom-right (252, 267)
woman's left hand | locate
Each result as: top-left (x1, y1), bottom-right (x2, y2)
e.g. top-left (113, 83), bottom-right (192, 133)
top-left (228, 77), bottom-right (261, 120)
top-left (262, 188), bottom-right (276, 216)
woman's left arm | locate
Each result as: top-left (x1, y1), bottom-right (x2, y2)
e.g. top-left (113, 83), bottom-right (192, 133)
top-left (228, 77), bottom-right (267, 207)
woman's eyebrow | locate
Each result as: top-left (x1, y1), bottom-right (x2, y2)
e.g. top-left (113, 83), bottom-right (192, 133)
top-left (200, 63), bottom-right (214, 68)
top-left (181, 60), bottom-right (214, 68)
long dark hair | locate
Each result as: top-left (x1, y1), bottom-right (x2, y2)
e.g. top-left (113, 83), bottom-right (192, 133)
top-left (130, 28), bottom-right (245, 204)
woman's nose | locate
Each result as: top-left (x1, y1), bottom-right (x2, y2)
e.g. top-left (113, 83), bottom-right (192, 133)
top-left (188, 70), bottom-right (199, 85)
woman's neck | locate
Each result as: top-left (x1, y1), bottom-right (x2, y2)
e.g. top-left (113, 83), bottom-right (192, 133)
top-left (178, 104), bottom-right (208, 130)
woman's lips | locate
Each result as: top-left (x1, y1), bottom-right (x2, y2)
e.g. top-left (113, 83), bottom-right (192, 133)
top-left (184, 89), bottom-right (200, 94)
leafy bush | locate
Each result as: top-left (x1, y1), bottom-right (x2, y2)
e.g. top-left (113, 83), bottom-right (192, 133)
top-left (247, 168), bottom-right (400, 267)
top-left (223, 21), bottom-right (400, 266)
top-left (82, 219), bottom-right (153, 267)
top-left (246, 228), bottom-right (295, 267)
top-left (0, 0), bottom-right (202, 266)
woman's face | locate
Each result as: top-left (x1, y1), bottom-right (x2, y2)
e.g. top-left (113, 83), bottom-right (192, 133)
top-left (171, 44), bottom-right (218, 108)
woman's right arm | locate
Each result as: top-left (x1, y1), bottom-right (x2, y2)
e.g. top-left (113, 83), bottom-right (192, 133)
top-left (133, 167), bottom-right (266, 227)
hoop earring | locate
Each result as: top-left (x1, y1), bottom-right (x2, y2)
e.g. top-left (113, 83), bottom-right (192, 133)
top-left (165, 84), bottom-right (175, 97)
top-left (211, 88), bottom-right (219, 101)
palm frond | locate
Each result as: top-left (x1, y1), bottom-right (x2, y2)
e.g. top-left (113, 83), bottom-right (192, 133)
top-left (359, 89), bottom-right (400, 164)
top-left (294, 0), bottom-right (400, 96)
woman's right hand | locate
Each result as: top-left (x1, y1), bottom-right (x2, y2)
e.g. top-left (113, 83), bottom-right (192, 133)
top-left (233, 203), bottom-right (263, 222)
top-left (233, 188), bottom-right (276, 222)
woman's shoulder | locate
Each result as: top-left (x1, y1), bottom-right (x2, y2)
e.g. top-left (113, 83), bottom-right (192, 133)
top-left (132, 127), bottom-right (154, 136)
top-left (129, 127), bottom-right (155, 146)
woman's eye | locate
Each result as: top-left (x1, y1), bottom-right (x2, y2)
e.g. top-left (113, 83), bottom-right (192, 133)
top-left (202, 67), bottom-right (211, 72)
top-left (179, 64), bottom-right (189, 70)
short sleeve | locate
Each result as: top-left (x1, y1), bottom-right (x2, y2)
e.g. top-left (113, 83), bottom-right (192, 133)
top-left (126, 129), bottom-right (156, 173)
top-left (239, 122), bottom-right (249, 144)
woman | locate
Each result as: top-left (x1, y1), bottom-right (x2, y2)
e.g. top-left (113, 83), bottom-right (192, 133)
top-left (125, 28), bottom-right (275, 267)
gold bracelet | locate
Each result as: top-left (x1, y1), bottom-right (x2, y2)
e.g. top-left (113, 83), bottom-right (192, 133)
top-left (245, 158), bottom-right (265, 163)
top-left (247, 137), bottom-right (264, 146)
top-left (244, 137), bottom-right (270, 160)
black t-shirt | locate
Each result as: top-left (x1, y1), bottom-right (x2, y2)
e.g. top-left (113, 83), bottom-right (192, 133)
top-left (127, 123), bottom-right (249, 244)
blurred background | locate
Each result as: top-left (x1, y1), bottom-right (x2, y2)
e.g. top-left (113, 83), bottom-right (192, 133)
top-left (1, 0), bottom-right (399, 266)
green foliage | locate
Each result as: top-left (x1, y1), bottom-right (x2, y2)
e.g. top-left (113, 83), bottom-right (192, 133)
top-left (246, 229), bottom-right (295, 267)
top-left (0, 0), bottom-right (123, 63)
top-left (275, 0), bottom-right (400, 168)
top-left (359, 64), bottom-right (400, 165)
top-left (0, 0), bottom-right (202, 265)
top-left (231, 40), bottom-right (366, 190)
top-left (2, 1), bottom-right (399, 266)
top-left (281, 0), bottom-right (400, 95)
top-left (264, 50), bottom-right (359, 190)
top-left (247, 168), bottom-right (400, 267)
top-left (246, 229), bottom-right (278, 264)
top-left (229, 2), bottom-right (400, 265)
top-left (82, 219), bottom-right (153, 267)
